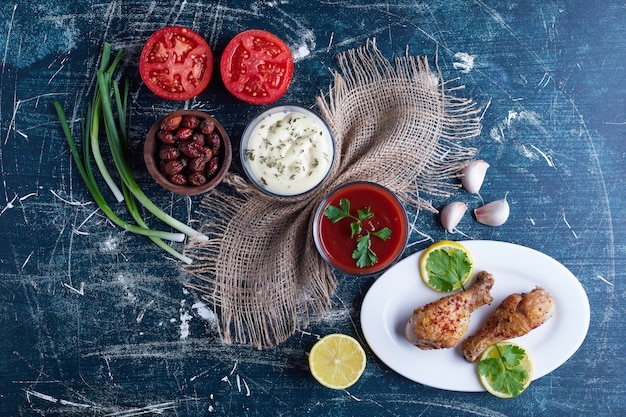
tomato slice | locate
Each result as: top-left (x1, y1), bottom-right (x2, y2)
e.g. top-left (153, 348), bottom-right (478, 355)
top-left (220, 29), bottom-right (294, 105)
top-left (139, 26), bottom-right (213, 101)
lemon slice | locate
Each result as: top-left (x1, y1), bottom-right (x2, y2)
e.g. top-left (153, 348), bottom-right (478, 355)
top-left (419, 240), bottom-right (474, 292)
top-left (308, 334), bottom-right (367, 390)
top-left (478, 342), bottom-right (534, 398)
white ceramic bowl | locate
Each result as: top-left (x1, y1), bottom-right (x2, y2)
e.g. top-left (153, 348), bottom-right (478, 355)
top-left (240, 105), bottom-right (335, 198)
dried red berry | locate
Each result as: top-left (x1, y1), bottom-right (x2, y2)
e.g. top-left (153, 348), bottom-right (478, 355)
top-left (188, 157), bottom-right (207, 172)
top-left (152, 113), bottom-right (227, 189)
top-left (205, 132), bottom-right (221, 155)
top-left (180, 115), bottom-right (200, 129)
top-left (170, 173), bottom-right (187, 185)
top-left (199, 118), bottom-right (215, 134)
top-left (191, 131), bottom-right (205, 145)
top-left (161, 160), bottom-right (185, 176)
top-left (156, 129), bottom-right (177, 145)
top-left (176, 127), bottom-right (193, 141)
top-left (179, 141), bottom-right (207, 158)
top-left (202, 146), bottom-right (213, 161)
top-left (160, 114), bottom-right (182, 131)
top-left (159, 145), bottom-right (180, 160)
top-left (188, 171), bottom-right (207, 186)
top-left (206, 157), bottom-right (220, 177)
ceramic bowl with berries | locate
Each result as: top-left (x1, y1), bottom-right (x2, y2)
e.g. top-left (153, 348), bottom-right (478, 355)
top-left (144, 110), bottom-right (232, 195)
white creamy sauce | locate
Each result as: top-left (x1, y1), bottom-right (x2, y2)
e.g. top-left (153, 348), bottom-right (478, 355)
top-left (244, 111), bottom-right (333, 195)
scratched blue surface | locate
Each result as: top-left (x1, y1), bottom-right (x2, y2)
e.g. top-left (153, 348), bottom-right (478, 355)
top-left (0, 1), bottom-right (624, 416)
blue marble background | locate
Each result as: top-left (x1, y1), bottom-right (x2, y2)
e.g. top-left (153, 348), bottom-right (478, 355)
top-left (0, 1), bottom-right (624, 415)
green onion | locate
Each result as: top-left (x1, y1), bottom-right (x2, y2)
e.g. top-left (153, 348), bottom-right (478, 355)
top-left (96, 68), bottom-right (206, 241)
top-left (54, 101), bottom-right (185, 244)
top-left (54, 42), bottom-right (203, 264)
top-left (108, 62), bottom-right (193, 264)
top-left (88, 89), bottom-right (124, 203)
top-left (121, 181), bottom-right (193, 264)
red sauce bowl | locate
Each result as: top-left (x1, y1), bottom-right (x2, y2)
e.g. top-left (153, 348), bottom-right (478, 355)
top-left (313, 181), bottom-right (409, 276)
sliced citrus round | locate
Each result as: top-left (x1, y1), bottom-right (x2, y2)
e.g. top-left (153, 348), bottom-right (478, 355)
top-left (477, 342), bottom-right (534, 398)
top-left (419, 240), bottom-right (474, 292)
top-left (308, 333), bottom-right (367, 390)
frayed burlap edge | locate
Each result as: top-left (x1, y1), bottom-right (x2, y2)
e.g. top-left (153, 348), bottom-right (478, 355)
top-left (182, 39), bottom-right (480, 350)
top-left (316, 40), bottom-right (481, 211)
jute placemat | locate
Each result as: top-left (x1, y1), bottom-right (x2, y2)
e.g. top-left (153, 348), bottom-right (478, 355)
top-left (183, 39), bottom-right (480, 350)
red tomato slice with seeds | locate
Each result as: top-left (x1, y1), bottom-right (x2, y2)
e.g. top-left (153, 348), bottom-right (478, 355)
top-left (220, 29), bottom-right (294, 105)
top-left (139, 26), bottom-right (213, 101)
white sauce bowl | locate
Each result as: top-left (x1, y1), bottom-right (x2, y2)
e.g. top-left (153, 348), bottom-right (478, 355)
top-left (240, 105), bottom-right (336, 197)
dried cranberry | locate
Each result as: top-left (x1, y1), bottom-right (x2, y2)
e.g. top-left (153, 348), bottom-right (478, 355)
top-left (160, 114), bottom-right (182, 131)
top-left (176, 127), bottom-right (193, 141)
top-left (188, 171), bottom-right (207, 186)
top-left (170, 173), bottom-right (187, 185)
top-left (179, 141), bottom-right (208, 158)
top-left (159, 145), bottom-right (180, 160)
top-left (157, 129), bottom-right (177, 145)
top-left (160, 160), bottom-right (185, 176)
top-left (199, 118), bottom-right (215, 134)
top-left (206, 157), bottom-right (220, 177)
top-left (180, 115), bottom-right (200, 129)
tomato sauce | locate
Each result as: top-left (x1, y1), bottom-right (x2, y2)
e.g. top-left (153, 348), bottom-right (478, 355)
top-left (314, 182), bottom-right (408, 275)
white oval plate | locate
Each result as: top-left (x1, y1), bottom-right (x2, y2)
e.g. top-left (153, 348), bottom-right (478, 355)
top-left (360, 240), bottom-right (590, 392)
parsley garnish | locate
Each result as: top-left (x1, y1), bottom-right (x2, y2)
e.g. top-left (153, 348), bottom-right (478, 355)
top-left (425, 248), bottom-right (472, 292)
top-left (323, 198), bottom-right (392, 268)
top-left (244, 149), bottom-right (255, 161)
top-left (478, 344), bottom-right (530, 398)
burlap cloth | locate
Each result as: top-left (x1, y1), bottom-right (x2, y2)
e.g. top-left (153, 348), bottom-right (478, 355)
top-left (183, 40), bottom-right (480, 350)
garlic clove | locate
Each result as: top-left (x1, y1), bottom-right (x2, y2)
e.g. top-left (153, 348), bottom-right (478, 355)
top-left (474, 192), bottom-right (510, 226)
top-left (462, 160), bottom-right (490, 194)
top-left (440, 201), bottom-right (468, 232)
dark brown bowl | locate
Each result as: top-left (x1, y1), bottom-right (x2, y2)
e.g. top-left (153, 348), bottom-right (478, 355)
top-left (144, 110), bottom-right (232, 195)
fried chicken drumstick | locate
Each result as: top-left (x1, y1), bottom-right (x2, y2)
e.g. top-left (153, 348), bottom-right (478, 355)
top-left (461, 286), bottom-right (555, 362)
top-left (405, 271), bottom-right (495, 350)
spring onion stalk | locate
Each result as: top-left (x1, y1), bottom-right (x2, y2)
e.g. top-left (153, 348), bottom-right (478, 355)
top-left (54, 42), bottom-right (201, 264)
top-left (97, 43), bottom-right (198, 260)
top-left (96, 68), bottom-right (207, 241)
top-left (94, 45), bottom-right (206, 241)
top-left (87, 43), bottom-right (125, 202)
top-left (113, 79), bottom-right (129, 145)
top-left (122, 183), bottom-right (193, 264)
top-left (88, 90), bottom-right (125, 203)
top-left (54, 101), bottom-right (185, 243)
top-left (104, 70), bottom-right (193, 264)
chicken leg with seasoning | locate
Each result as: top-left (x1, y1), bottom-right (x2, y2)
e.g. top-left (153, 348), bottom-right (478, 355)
top-left (461, 286), bottom-right (555, 362)
top-left (405, 271), bottom-right (495, 350)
